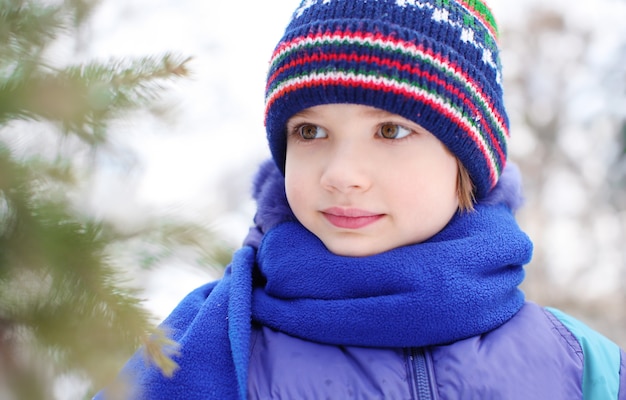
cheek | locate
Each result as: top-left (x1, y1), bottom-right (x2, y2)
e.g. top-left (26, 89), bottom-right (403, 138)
top-left (284, 148), bottom-right (297, 195)
top-left (284, 158), bottom-right (309, 215)
top-left (427, 163), bottom-right (460, 219)
top-left (284, 174), bottom-right (300, 211)
top-left (392, 155), bottom-right (458, 211)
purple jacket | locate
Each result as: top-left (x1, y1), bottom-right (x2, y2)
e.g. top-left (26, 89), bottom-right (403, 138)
top-left (249, 301), bottom-right (626, 399)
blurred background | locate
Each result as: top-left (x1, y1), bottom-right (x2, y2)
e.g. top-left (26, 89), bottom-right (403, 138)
top-left (1, 0), bottom-right (624, 398)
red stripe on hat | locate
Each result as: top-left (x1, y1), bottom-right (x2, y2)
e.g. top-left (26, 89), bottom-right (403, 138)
top-left (268, 30), bottom-right (508, 138)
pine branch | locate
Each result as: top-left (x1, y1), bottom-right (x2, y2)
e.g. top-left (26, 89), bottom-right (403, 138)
top-left (0, 146), bottom-right (182, 395)
top-left (0, 54), bottom-right (191, 145)
top-left (0, 0), bottom-right (65, 61)
top-left (0, 1), bottom-right (216, 397)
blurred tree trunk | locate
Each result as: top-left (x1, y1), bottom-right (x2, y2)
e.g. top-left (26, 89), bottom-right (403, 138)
top-left (0, 1), bottom-right (230, 398)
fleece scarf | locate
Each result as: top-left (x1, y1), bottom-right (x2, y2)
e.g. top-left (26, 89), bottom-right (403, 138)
top-left (97, 161), bottom-right (533, 400)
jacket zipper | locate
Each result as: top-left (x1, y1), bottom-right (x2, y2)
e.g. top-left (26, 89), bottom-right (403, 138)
top-left (405, 348), bottom-right (434, 400)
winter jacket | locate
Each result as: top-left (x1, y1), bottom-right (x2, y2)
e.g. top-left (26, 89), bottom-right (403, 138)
top-left (248, 301), bottom-right (626, 399)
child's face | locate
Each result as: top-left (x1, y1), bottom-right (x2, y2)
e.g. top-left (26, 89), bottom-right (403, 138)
top-left (284, 104), bottom-right (459, 257)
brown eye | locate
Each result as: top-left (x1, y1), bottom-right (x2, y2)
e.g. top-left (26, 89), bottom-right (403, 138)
top-left (297, 124), bottom-right (327, 140)
top-left (380, 123), bottom-right (398, 139)
top-left (378, 123), bottom-right (412, 139)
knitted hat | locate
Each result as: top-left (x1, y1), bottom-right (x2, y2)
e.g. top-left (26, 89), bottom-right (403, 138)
top-left (264, 0), bottom-right (509, 199)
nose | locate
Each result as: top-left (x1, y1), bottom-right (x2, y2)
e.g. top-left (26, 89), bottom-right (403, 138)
top-left (320, 140), bottom-right (371, 193)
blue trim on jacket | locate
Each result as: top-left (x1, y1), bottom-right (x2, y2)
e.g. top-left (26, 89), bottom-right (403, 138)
top-left (547, 307), bottom-right (622, 400)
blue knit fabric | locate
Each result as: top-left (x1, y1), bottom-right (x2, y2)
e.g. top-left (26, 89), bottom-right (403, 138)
top-left (253, 204), bottom-right (531, 347)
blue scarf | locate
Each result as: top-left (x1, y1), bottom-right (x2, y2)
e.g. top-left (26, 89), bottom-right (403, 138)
top-left (97, 161), bottom-right (533, 400)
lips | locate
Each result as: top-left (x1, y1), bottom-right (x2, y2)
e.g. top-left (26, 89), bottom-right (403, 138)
top-left (321, 207), bottom-right (384, 229)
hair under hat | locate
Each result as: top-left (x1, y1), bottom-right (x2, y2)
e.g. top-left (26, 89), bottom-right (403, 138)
top-left (264, 0), bottom-right (509, 199)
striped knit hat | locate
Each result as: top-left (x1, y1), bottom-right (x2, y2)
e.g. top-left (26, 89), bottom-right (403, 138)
top-left (264, 0), bottom-right (509, 199)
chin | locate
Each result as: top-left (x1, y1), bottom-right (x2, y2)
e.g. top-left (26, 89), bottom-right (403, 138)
top-left (324, 241), bottom-right (388, 258)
